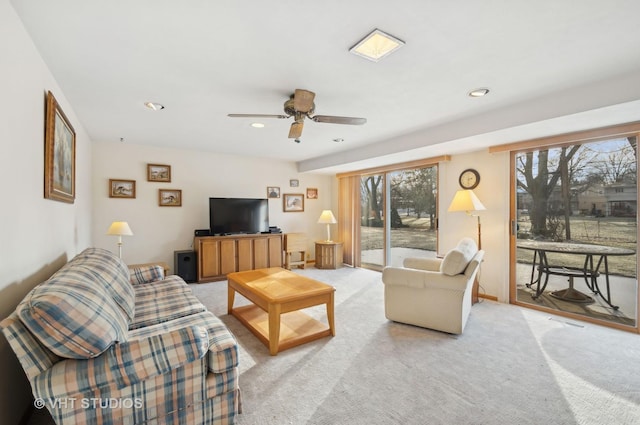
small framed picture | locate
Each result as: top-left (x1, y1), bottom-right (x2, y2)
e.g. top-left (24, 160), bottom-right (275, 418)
top-left (306, 188), bottom-right (318, 199)
top-left (147, 164), bottom-right (171, 182)
top-left (109, 179), bottom-right (136, 198)
top-left (283, 193), bottom-right (304, 212)
top-left (267, 186), bottom-right (280, 198)
top-left (159, 189), bottom-right (182, 207)
top-left (289, 179), bottom-right (299, 187)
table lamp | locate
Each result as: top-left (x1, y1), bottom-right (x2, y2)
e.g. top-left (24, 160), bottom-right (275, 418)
top-left (447, 190), bottom-right (486, 249)
top-left (106, 221), bottom-right (134, 258)
top-left (317, 210), bottom-right (337, 242)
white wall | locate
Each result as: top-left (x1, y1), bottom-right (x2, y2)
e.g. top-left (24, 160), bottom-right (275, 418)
top-left (91, 142), bottom-right (336, 267)
top-left (0, 1), bottom-right (93, 423)
top-left (439, 150), bottom-right (511, 302)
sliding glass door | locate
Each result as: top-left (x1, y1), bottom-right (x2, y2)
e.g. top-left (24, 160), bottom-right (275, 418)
top-left (512, 135), bottom-right (638, 328)
top-left (360, 174), bottom-right (385, 268)
top-left (360, 166), bottom-right (438, 269)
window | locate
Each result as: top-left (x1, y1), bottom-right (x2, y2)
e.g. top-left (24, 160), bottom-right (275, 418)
top-left (510, 130), bottom-right (638, 330)
top-left (359, 166), bottom-right (439, 269)
top-left (338, 157), bottom-right (445, 270)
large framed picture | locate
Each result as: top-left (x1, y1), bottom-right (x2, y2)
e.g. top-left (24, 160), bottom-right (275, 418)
top-left (147, 164), bottom-right (171, 182)
top-left (283, 193), bottom-right (304, 212)
top-left (44, 91), bottom-right (76, 203)
top-left (159, 189), bottom-right (182, 207)
top-left (109, 179), bottom-right (136, 198)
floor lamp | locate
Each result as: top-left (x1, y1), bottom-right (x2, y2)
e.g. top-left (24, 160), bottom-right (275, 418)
top-left (447, 189), bottom-right (486, 249)
top-left (106, 221), bottom-right (134, 258)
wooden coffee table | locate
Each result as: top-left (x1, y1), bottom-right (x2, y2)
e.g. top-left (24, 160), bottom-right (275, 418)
top-left (227, 267), bottom-right (335, 355)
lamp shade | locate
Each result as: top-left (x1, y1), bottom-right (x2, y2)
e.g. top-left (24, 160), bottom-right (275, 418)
top-left (447, 190), bottom-right (486, 213)
top-left (317, 210), bottom-right (337, 224)
top-left (106, 221), bottom-right (134, 236)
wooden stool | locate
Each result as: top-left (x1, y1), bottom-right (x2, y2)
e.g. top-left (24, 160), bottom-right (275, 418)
top-left (284, 233), bottom-right (307, 270)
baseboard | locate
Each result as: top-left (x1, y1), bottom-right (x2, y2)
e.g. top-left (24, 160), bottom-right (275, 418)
top-left (479, 293), bottom-right (498, 302)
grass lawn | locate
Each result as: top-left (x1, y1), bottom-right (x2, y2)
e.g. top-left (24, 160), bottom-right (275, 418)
top-left (361, 215), bottom-right (437, 251)
top-left (517, 215), bottom-right (637, 277)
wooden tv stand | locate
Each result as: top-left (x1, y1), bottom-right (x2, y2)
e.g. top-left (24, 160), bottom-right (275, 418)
top-left (194, 233), bottom-right (283, 282)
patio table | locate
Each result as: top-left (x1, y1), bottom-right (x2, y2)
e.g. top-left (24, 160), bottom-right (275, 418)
top-left (517, 240), bottom-right (635, 310)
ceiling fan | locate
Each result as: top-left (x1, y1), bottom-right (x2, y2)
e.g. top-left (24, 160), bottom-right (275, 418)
top-left (228, 89), bottom-right (367, 140)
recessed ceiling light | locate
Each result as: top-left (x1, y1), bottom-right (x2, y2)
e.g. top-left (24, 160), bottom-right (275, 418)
top-left (251, 122), bottom-right (265, 128)
top-left (350, 29), bottom-right (405, 62)
top-left (468, 88), bottom-right (490, 97)
top-left (144, 102), bottom-right (165, 110)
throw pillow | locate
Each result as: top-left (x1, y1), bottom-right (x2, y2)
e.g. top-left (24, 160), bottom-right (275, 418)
top-left (441, 249), bottom-right (468, 276)
top-left (17, 269), bottom-right (128, 359)
top-left (440, 238), bottom-right (478, 276)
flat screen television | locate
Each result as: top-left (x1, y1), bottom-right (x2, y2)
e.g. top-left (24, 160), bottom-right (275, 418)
top-left (209, 197), bottom-right (269, 235)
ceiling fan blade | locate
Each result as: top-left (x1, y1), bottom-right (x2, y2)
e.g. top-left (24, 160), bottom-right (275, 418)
top-left (311, 115), bottom-right (367, 125)
top-left (293, 89), bottom-right (316, 113)
top-left (228, 114), bottom-right (289, 119)
top-left (288, 121), bottom-right (304, 139)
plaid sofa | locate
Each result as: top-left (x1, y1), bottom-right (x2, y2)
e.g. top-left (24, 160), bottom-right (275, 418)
top-left (1, 248), bottom-right (240, 425)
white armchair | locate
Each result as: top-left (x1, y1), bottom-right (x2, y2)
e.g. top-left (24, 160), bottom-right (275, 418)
top-left (381, 238), bottom-right (484, 334)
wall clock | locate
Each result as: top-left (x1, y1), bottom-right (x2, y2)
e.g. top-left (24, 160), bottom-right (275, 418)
top-left (459, 168), bottom-right (480, 190)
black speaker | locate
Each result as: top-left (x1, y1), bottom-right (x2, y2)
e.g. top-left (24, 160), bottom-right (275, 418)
top-left (174, 250), bottom-right (197, 283)
top-left (194, 229), bottom-right (211, 237)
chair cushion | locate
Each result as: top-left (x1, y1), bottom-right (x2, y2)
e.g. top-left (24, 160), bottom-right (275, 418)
top-left (17, 268), bottom-right (129, 359)
top-left (441, 238), bottom-right (478, 276)
top-left (130, 276), bottom-right (206, 330)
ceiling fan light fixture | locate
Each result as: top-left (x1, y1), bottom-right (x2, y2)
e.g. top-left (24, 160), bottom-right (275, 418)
top-left (144, 102), bottom-right (165, 110)
top-left (468, 88), bottom-right (490, 98)
top-left (350, 29), bottom-right (405, 62)
top-left (228, 88), bottom-right (367, 138)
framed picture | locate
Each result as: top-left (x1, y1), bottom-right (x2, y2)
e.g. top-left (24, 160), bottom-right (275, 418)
top-left (306, 188), bottom-right (318, 199)
top-left (109, 179), bottom-right (136, 198)
top-left (267, 186), bottom-right (280, 198)
top-left (147, 164), bottom-right (171, 182)
top-left (159, 189), bottom-right (182, 206)
top-left (289, 179), bottom-right (299, 187)
top-left (283, 193), bottom-right (304, 212)
top-left (44, 91), bottom-right (76, 203)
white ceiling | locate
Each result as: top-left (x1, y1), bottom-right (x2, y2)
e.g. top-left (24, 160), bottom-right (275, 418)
top-left (10, 0), bottom-right (640, 174)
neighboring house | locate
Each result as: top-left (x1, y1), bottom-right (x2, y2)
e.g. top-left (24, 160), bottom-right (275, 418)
top-left (518, 181), bottom-right (637, 218)
top-left (604, 181), bottom-right (638, 216)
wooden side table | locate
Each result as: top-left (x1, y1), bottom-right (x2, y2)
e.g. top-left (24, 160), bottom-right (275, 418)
top-left (315, 241), bottom-right (343, 269)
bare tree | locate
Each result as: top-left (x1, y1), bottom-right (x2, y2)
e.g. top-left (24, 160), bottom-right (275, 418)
top-left (361, 175), bottom-right (383, 226)
top-left (517, 146), bottom-right (580, 238)
top-left (404, 167), bottom-right (437, 230)
top-left (590, 142), bottom-right (637, 184)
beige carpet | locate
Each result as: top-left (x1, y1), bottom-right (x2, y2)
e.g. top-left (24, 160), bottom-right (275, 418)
top-left (189, 267), bottom-right (640, 425)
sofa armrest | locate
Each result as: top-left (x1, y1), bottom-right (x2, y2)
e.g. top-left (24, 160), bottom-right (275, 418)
top-left (33, 325), bottom-right (209, 398)
top-left (402, 257), bottom-right (442, 272)
top-left (382, 267), bottom-right (470, 292)
top-left (129, 264), bottom-right (165, 284)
